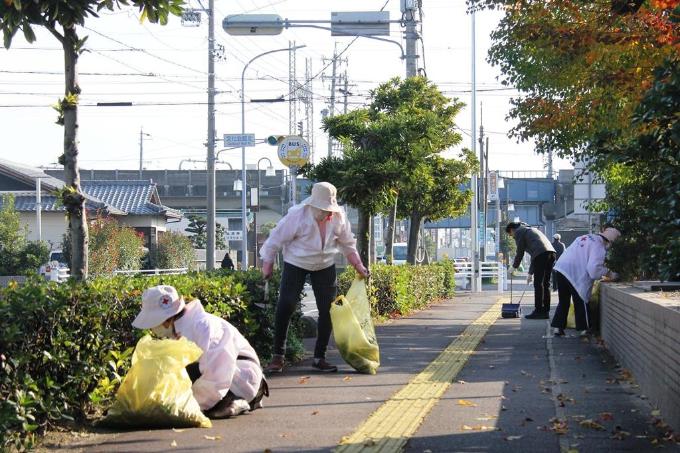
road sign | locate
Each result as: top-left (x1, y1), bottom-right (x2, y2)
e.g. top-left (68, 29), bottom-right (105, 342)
top-left (330, 11), bottom-right (390, 37)
top-left (278, 136), bottom-right (311, 168)
top-left (222, 14), bottom-right (284, 36)
top-left (225, 230), bottom-right (243, 241)
top-left (488, 171), bottom-right (498, 201)
top-left (224, 133), bottom-right (255, 148)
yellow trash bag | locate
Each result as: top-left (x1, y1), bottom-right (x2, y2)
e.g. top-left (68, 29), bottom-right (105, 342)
top-left (566, 303), bottom-right (576, 329)
top-left (331, 278), bottom-right (380, 374)
top-left (100, 335), bottom-right (212, 428)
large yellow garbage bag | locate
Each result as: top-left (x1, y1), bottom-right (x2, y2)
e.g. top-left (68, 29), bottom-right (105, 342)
top-left (566, 303), bottom-right (576, 329)
top-left (99, 335), bottom-right (212, 428)
top-left (331, 278), bottom-right (380, 374)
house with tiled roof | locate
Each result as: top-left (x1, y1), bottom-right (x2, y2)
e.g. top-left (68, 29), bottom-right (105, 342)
top-left (0, 159), bottom-right (182, 251)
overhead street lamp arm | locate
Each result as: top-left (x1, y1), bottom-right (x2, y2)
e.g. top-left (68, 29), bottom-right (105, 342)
top-left (281, 23), bottom-right (405, 59)
top-left (239, 45), bottom-right (305, 271)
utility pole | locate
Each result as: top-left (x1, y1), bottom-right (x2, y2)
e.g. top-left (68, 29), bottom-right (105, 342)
top-left (138, 127), bottom-right (150, 179)
top-left (206, 0), bottom-right (217, 270)
top-left (471, 8), bottom-right (481, 292)
top-left (288, 41), bottom-right (298, 135)
top-left (303, 57), bottom-right (314, 161)
top-left (479, 105), bottom-right (486, 261)
top-left (385, 0), bottom-right (419, 265)
top-left (343, 70), bottom-right (349, 114)
top-left (326, 43), bottom-right (339, 158)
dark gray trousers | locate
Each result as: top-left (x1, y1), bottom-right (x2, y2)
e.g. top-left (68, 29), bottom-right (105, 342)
top-left (274, 262), bottom-right (337, 359)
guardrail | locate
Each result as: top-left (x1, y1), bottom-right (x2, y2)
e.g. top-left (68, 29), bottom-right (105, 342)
top-left (113, 268), bottom-right (189, 276)
top-left (453, 261), bottom-right (506, 294)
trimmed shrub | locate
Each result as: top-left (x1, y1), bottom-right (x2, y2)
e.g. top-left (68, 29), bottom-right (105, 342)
top-left (0, 269), bottom-right (303, 450)
top-left (155, 231), bottom-right (194, 270)
top-left (339, 260), bottom-right (456, 319)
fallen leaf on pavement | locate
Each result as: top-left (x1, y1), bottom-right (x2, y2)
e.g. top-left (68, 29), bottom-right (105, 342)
top-left (170, 440), bottom-right (177, 447)
top-left (550, 418), bottom-right (569, 435)
top-left (204, 435), bottom-right (221, 441)
top-left (599, 412), bottom-right (614, 421)
top-left (610, 428), bottom-right (630, 440)
top-left (311, 410), bottom-right (319, 415)
top-left (264, 449), bottom-right (273, 453)
top-left (172, 428), bottom-right (185, 433)
top-left (579, 419), bottom-right (606, 431)
top-left (505, 435), bottom-right (523, 441)
top-left (457, 399), bottom-right (478, 407)
top-left (343, 376), bottom-right (352, 382)
top-left (298, 376), bottom-right (310, 384)
top-left (462, 425), bottom-right (494, 431)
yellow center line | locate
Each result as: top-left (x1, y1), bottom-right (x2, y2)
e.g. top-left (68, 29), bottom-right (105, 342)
top-left (335, 299), bottom-right (504, 453)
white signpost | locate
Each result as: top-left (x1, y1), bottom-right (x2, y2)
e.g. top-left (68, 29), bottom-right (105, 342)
top-left (224, 133), bottom-right (255, 148)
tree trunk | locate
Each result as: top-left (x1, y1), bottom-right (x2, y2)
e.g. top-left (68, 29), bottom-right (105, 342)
top-left (62, 27), bottom-right (88, 280)
top-left (356, 208), bottom-right (371, 267)
top-left (406, 211), bottom-right (421, 265)
top-left (384, 196), bottom-right (397, 264)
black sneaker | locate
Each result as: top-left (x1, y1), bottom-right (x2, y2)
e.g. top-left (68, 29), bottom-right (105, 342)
top-left (312, 358), bottom-right (338, 372)
top-left (525, 311), bottom-right (549, 319)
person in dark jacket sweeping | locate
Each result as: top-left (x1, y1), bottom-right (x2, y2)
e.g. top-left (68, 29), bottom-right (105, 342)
top-left (551, 234), bottom-right (566, 290)
top-left (507, 222), bottom-right (556, 319)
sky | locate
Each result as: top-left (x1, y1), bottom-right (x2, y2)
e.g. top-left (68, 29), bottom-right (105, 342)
top-left (0, 0), bottom-right (572, 174)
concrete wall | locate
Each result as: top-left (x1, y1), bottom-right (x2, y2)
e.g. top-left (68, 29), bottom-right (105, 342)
top-left (601, 284), bottom-right (680, 431)
top-left (19, 212), bottom-right (67, 249)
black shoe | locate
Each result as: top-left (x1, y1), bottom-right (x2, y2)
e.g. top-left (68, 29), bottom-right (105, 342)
top-left (525, 311), bottom-right (549, 319)
top-left (312, 358), bottom-right (338, 372)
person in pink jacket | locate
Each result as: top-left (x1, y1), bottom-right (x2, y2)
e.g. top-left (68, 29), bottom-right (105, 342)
top-left (132, 285), bottom-right (268, 419)
top-left (260, 182), bottom-right (369, 374)
top-left (551, 227), bottom-right (621, 336)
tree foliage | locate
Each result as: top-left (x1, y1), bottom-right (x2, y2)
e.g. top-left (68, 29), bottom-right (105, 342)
top-left (87, 217), bottom-right (145, 275)
top-left (306, 77), bottom-right (475, 264)
top-left (185, 215), bottom-right (228, 250)
top-left (0, 0), bottom-right (184, 280)
top-left (591, 57), bottom-right (680, 281)
top-left (469, 0), bottom-right (679, 160)
top-left (0, 194), bottom-right (51, 276)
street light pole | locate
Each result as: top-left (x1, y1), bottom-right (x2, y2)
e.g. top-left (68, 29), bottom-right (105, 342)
top-left (241, 45), bottom-right (306, 270)
top-left (206, 0), bottom-right (217, 270)
top-left (254, 157), bottom-right (275, 269)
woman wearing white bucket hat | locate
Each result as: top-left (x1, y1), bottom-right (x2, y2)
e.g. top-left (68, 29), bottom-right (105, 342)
top-left (260, 181), bottom-right (369, 374)
top-left (133, 285), bottom-right (268, 418)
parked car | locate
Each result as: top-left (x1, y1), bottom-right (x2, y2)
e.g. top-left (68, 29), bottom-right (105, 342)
top-left (392, 242), bottom-right (408, 265)
top-left (39, 250), bottom-right (67, 278)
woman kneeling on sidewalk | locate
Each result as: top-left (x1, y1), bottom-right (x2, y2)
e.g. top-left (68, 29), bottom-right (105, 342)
top-left (132, 285), bottom-right (268, 418)
top-left (551, 227), bottom-right (621, 337)
top-left (260, 182), bottom-right (369, 374)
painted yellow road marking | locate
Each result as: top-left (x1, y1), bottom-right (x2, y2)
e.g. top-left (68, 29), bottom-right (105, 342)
top-left (336, 299), bottom-right (503, 453)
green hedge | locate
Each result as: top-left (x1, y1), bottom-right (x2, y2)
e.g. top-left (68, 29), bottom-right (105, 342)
top-left (0, 270), bottom-right (304, 451)
top-left (338, 260), bottom-right (456, 319)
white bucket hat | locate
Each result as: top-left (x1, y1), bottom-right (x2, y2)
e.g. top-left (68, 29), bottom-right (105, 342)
top-left (304, 182), bottom-right (341, 213)
top-left (600, 227), bottom-right (621, 243)
top-left (132, 285), bottom-right (185, 329)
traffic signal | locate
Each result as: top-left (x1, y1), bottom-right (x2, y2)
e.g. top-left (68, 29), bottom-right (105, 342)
top-left (267, 135), bottom-right (284, 146)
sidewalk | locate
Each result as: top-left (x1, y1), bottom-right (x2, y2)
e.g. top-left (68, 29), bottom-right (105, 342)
top-left (45, 280), bottom-right (679, 452)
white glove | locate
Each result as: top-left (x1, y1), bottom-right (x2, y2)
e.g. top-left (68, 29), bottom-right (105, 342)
top-left (526, 274), bottom-right (533, 284)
